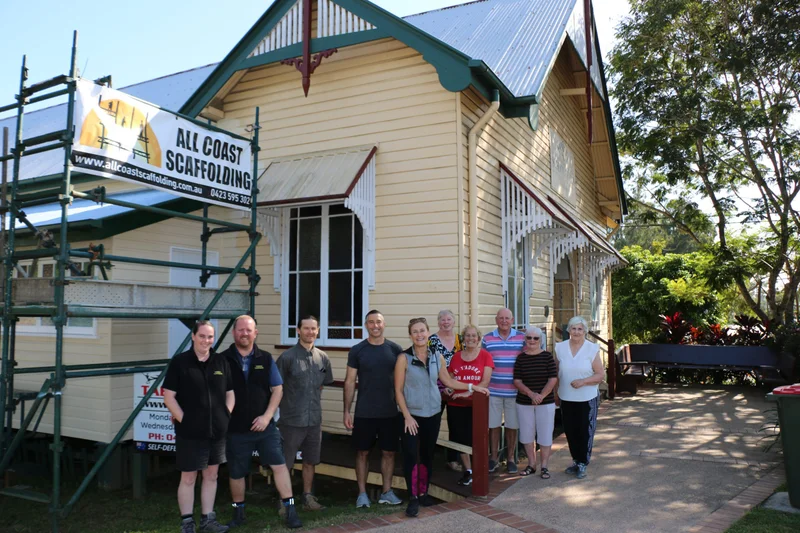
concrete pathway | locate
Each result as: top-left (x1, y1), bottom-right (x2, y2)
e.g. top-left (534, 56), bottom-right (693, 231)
top-left (308, 384), bottom-right (785, 533)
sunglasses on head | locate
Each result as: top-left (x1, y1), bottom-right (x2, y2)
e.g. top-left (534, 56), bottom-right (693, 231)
top-left (525, 336), bottom-right (540, 340)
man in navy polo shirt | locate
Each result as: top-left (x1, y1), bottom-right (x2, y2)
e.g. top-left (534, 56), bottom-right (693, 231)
top-left (222, 315), bottom-right (301, 529)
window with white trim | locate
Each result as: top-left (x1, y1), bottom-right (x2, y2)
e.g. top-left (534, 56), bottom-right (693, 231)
top-left (14, 260), bottom-right (96, 336)
top-left (283, 203), bottom-right (366, 345)
top-left (505, 234), bottom-right (531, 331)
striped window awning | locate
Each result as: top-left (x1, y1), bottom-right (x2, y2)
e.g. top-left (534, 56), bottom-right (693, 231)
top-left (254, 145), bottom-right (377, 292)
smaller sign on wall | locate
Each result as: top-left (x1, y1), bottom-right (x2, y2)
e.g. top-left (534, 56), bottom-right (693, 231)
top-left (71, 79), bottom-right (252, 210)
top-left (132, 371), bottom-right (175, 445)
top-left (550, 128), bottom-right (576, 203)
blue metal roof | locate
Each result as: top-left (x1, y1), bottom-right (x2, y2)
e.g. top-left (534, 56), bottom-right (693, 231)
top-left (16, 189), bottom-right (179, 229)
top-left (405, 0), bottom-right (603, 100)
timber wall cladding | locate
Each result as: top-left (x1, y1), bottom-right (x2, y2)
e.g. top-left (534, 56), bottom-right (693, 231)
top-left (461, 45), bottom-right (605, 337)
top-left (9, 237), bottom-right (113, 441)
top-left (107, 214), bottom-right (226, 439)
top-left (218, 38), bottom-right (461, 433)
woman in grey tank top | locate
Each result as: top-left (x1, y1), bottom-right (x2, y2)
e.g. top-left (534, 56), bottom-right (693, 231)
top-left (394, 317), bottom-right (488, 518)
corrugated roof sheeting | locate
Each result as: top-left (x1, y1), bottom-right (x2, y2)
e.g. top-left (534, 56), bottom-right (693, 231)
top-left (257, 145), bottom-right (375, 205)
top-left (13, 188), bottom-right (178, 229)
top-left (405, 0), bottom-right (583, 99)
top-left (0, 64), bottom-right (217, 182)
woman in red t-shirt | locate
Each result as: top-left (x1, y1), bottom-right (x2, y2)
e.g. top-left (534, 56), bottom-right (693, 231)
top-left (445, 324), bottom-right (494, 486)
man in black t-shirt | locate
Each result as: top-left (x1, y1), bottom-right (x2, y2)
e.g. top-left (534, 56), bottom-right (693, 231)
top-left (343, 310), bottom-right (403, 509)
top-left (163, 320), bottom-right (234, 533)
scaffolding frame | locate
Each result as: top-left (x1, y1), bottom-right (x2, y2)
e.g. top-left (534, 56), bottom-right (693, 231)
top-left (0, 32), bottom-right (262, 532)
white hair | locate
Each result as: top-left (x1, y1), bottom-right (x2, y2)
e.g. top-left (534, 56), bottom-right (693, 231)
top-left (567, 316), bottom-right (589, 331)
top-left (526, 326), bottom-right (545, 350)
top-left (437, 309), bottom-right (456, 321)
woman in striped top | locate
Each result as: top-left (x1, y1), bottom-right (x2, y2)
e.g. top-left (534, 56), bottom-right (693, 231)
top-left (512, 327), bottom-right (558, 479)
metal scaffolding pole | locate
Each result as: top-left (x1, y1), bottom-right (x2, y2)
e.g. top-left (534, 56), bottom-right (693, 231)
top-left (0, 55), bottom-right (28, 458)
top-left (0, 35), bottom-right (263, 533)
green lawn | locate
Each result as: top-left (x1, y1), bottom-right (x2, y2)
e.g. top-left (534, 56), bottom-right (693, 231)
top-left (724, 507), bottom-right (800, 533)
top-left (0, 470), bottom-right (408, 533)
top-left (725, 483), bottom-right (799, 533)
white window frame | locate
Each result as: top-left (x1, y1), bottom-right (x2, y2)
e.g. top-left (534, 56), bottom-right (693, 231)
top-left (14, 259), bottom-right (98, 338)
top-left (280, 203), bottom-right (369, 347)
top-left (505, 234), bottom-right (531, 332)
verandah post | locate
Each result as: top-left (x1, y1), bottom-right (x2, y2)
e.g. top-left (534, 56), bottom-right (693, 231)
top-left (608, 339), bottom-right (616, 400)
top-left (471, 392), bottom-right (489, 497)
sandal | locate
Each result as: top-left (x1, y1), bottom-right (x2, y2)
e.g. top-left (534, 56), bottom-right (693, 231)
top-left (519, 465), bottom-right (536, 477)
top-left (540, 467), bottom-right (551, 479)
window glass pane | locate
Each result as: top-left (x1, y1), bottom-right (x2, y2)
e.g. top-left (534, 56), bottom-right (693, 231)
top-left (68, 317), bottom-right (93, 327)
top-left (42, 264), bottom-right (54, 278)
top-left (290, 208), bottom-right (298, 218)
top-left (328, 272), bottom-right (352, 326)
top-left (354, 328), bottom-right (363, 339)
top-left (298, 272), bottom-right (320, 320)
top-left (329, 204), bottom-right (349, 216)
top-left (354, 219), bottom-right (363, 269)
top-left (299, 206), bottom-right (322, 217)
top-left (287, 326), bottom-right (296, 338)
top-left (18, 317), bottom-right (37, 326)
top-left (288, 273), bottom-right (297, 327)
top-left (298, 218), bottom-right (321, 270)
top-left (289, 220), bottom-right (298, 271)
top-left (329, 216), bottom-right (353, 270)
top-left (354, 271), bottom-right (363, 325)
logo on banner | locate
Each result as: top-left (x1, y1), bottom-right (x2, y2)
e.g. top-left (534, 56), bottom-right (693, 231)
top-left (79, 97), bottom-right (163, 166)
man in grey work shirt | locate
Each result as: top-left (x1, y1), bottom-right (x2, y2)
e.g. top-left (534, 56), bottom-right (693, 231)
top-left (276, 315), bottom-right (334, 512)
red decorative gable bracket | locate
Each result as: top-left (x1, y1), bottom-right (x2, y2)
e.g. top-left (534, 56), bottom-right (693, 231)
top-left (280, 0), bottom-right (338, 96)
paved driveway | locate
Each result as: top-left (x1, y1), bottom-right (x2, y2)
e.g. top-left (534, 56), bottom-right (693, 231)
top-left (490, 384), bottom-right (780, 533)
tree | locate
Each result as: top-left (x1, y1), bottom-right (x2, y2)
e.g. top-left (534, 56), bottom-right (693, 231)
top-left (609, 0), bottom-right (800, 325)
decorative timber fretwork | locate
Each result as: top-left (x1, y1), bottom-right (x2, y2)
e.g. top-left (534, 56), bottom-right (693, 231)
top-left (277, 0), bottom-right (338, 97)
top-left (317, 0), bottom-right (375, 37)
top-left (248, 0), bottom-right (377, 97)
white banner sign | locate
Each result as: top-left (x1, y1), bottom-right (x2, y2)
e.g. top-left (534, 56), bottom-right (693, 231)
top-left (133, 371), bottom-right (175, 446)
top-left (71, 79), bottom-right (252, 210)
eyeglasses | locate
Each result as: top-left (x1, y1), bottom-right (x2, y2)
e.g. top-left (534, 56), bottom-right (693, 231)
top-left (525, 336), bottom-right (541, 341)
top-left (408, 317), bottom-right (428, 324)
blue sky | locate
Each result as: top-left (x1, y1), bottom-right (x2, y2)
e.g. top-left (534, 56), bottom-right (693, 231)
top-left (0, 0), bottom-right (630, 118)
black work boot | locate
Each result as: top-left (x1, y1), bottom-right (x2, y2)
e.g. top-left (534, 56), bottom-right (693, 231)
top-left (227, 504), bottom-right (246, 528)
top-left (199, 511), bottom-right (229, 533)
top-left (284, 503), bottom-right (302, 529)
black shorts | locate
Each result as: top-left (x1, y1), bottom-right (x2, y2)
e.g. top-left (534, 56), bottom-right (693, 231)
top-left (175, 435), bottom-right (226, 472)
top-left (446, 404), bottom-right (473, 448)
top-left (352, 415), bottom-right (401, 452)
top-left (226, 423), bottom-right (285, 479)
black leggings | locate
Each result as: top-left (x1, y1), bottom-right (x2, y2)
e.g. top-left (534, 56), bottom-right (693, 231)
top-left (560, 396), bottom-right (599, 465)
top-left (401, 413), bottom-right (442, 497)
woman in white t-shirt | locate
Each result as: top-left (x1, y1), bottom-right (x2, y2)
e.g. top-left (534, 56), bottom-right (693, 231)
top-left (554, 316), bottom-right (604, 479)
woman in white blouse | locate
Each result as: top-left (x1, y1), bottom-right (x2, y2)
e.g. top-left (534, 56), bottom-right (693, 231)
top-left (554, 316), bottom-right (604, 479)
